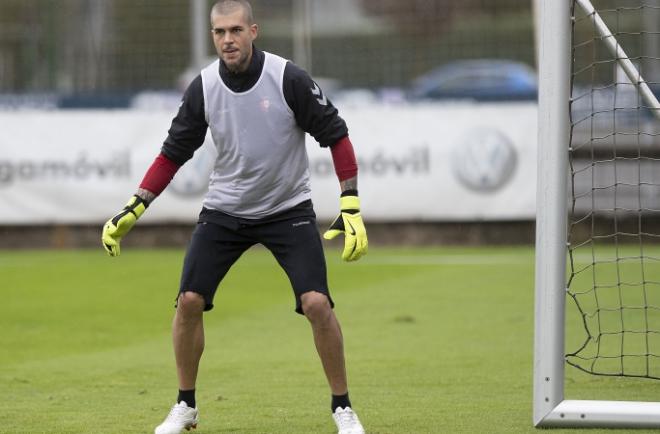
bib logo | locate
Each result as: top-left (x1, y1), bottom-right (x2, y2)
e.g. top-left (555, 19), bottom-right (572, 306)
top-left (169, 140), bottom-right (217, 197)
top-left (451, 128), bottom-right (517, 193)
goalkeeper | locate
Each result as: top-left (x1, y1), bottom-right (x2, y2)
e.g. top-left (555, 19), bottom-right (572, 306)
top-left (101, 1), bottom-right (367, 434)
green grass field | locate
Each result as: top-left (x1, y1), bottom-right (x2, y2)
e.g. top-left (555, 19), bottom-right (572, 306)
top-left (3, 246), bottom-right (660, 433)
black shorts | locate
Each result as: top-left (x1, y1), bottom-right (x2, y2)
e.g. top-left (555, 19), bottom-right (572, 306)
top-left (178, 201), bottom-right (333, 315)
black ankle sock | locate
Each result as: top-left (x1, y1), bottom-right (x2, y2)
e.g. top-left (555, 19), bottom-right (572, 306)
top-left (177, 389), bottom-right (196, 408)
top-left (331, 393), bottom-right (351, 412)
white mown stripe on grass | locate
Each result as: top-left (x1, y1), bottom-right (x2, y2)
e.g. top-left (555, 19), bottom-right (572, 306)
top-left (360, 254), bottom-right (533, 265)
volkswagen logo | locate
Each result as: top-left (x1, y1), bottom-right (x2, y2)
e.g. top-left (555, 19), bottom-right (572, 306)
top-left (451, 128), bottom-right (517, 193)
top-left (169, 139), bottom-right (217, 197)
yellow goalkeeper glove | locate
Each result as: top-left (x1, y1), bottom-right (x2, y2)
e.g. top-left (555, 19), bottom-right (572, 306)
top-left (323, 195), bottom-right (368, 262)
top-left (101, 195), bottom-right (148, 257)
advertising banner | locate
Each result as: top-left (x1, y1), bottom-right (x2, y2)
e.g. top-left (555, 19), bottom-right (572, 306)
top-left (0, 102), bottom-right (537, 224)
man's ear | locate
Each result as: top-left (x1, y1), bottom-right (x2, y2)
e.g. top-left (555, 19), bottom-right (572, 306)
top-left (251, 24), bottom-right (259, 41)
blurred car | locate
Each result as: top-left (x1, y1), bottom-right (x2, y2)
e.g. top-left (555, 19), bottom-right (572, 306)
top-left (408, 59), bottom-right (538, 102)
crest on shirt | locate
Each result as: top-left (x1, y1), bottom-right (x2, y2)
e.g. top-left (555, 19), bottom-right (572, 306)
top-left (259, 98), bottom-right (271, 112)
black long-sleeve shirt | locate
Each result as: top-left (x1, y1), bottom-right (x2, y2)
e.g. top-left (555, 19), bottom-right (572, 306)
top-left (162, 47), bottom-right (348, 166)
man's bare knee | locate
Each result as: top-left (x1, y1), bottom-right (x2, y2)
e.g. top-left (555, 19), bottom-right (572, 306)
top-left (177, 291), bottom-right (205, 316)
top-left (301, 291), bottom-right (331, 322)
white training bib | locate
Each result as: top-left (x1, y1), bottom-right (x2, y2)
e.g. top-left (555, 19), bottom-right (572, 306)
top-left (200, 52), bottom-right (311, 218)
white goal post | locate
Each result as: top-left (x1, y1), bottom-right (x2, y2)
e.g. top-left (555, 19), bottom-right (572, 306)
top-left (533, 0), bottom-right (660, 428)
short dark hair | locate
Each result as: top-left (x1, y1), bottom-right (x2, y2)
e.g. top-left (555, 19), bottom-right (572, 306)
top-left (210, 0), bottom-right (254, 25)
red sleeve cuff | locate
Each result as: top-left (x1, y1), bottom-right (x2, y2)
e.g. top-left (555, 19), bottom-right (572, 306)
top-left (330, 136), bottom-right (358, 182)
top-left (139, 152), bottom-right (181, 197)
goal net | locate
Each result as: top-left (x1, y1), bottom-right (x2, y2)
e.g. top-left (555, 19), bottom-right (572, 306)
top-left (566, 0), bottom-right (660, 379)
top-left (534, 0), bottom-right (660, 428)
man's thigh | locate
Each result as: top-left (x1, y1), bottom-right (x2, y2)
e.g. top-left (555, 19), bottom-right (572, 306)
top-left (257, 216), bottom-right (332, 314)
top-left (179, 220), bottom-right (255, 311)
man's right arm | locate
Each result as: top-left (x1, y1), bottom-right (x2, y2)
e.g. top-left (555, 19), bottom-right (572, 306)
top-left (136, 74), bottom-right (208, 202)
top-left (160, 75), bottom-right (208, 166)
top-left (102, 75), bottom-right (208, 256)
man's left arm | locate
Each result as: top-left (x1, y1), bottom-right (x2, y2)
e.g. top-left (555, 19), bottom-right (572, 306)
top-left (323, 136), bottom-right (368, 261)
top-left (283, 62), bottom-right (368, 261)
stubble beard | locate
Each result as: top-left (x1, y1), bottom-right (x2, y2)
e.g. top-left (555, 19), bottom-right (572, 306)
top-left (223, 50), bottom-right (250, 73)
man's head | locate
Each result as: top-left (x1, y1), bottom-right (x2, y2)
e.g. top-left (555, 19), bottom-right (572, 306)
top-left (210, 0), bottom-right (258, 73)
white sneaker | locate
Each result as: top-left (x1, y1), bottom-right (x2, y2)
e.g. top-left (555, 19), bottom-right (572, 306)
top-left (154, 401), bottom-right (199, 434)
top-left (333, 406), bottom-right (365, 434)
